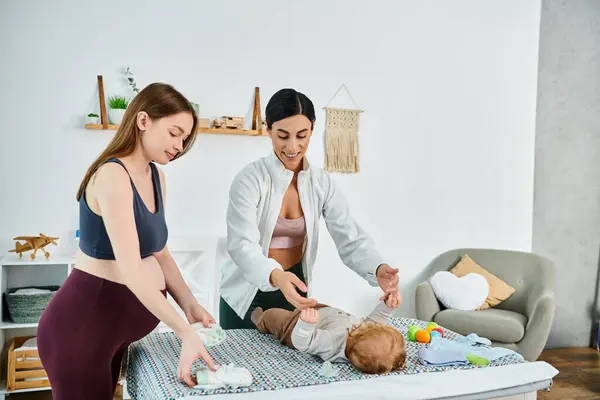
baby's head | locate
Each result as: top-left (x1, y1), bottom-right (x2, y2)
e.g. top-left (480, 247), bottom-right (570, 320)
top-left (345, 323), bottom-right (406, 374)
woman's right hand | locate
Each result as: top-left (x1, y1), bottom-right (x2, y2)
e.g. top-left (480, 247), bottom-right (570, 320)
top-left (177, 330), bottom-right (218, 387)
top-left (270, 269), bottom-right (317, 309)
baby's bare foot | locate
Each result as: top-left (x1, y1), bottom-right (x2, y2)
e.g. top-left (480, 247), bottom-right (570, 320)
top-left (251, 307), bottom-right (264, 325)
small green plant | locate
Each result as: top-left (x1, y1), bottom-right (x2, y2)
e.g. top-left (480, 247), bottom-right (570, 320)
top-left (87, 113), bottom-right (99, 117)
top-left (107, 95), bottom-right (129, 110)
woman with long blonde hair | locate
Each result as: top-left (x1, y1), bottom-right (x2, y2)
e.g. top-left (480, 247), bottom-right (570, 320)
top-left (37, 82), bottom-right (217, 399)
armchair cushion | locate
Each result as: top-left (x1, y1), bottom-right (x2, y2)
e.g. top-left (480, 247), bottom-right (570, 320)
top-left (451, 254), bottom-right (516, 310)
top-left (434, 308), bottom-right (527, 343)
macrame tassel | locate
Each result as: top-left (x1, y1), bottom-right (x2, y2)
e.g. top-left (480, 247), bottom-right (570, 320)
top-left (324, 107), bottom-right (361, 173)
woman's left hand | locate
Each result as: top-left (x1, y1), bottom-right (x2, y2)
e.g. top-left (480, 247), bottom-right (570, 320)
top-left (186, 303), bottom-right (216, 328)
top-left (376, 264), bottom-right (400, 300)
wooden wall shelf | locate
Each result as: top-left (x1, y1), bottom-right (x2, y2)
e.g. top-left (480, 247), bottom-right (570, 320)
top-left (84, 124), bottom-right (268, 136)
top-left (87, 77), bottom-right (267, 137)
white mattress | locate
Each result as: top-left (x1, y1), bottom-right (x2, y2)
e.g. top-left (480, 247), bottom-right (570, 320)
top-left (178, 361), bottom-right (557, 400)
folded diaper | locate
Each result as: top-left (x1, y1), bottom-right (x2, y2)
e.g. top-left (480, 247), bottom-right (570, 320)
top-left (191, 323), bottom-right (227, 347)
top-left (194, 364), bottom-right (253, 390)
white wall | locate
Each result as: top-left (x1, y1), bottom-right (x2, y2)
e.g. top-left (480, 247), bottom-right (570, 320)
top-left (0, 0), bottom-right (541, 317)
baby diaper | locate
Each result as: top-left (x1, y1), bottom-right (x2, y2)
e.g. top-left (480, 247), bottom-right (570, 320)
top-left (194, 364), bottom-right (253, 390)
top-left (191, 323), bottom-right (227, 347)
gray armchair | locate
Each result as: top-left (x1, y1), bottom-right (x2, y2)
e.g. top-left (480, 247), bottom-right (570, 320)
top-left (416, 248), bottom-right (556, 361)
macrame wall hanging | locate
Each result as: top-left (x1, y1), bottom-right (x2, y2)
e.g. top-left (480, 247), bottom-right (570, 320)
top-left (323, 84), bottom-right (363, 173)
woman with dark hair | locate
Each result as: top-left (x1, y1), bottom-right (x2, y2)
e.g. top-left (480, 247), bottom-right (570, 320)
top-left (219, 88), bottom-right (400, 329)
top-left (37, 83), bottom-right (219, 399)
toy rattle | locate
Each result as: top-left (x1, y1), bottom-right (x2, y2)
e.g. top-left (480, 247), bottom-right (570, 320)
top-left (407, 322), bottom-right (445, 343)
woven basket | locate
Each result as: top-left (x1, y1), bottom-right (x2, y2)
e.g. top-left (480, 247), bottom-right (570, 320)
top-left (5, 286), bottom-right (59, 323)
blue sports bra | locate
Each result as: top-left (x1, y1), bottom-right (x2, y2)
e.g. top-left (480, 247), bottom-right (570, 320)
top-left (78, 158), bottom-right (168, 260)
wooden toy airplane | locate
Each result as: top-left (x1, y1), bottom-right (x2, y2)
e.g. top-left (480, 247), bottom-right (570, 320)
top-left (9, 234), bottom-right (59, 260)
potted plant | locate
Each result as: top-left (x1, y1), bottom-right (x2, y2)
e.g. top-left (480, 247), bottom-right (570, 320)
top-left (86, 113), bottom-right (99, 124)
top-left (107, 95), bottom-right (129, 125)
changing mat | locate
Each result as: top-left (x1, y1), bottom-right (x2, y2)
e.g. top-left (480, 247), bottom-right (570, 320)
top-left (125, 317), bottom-right (526, 400)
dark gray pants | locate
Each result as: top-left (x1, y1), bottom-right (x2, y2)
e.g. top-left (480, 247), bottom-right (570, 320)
top-left (219, 261), bottom-right (306, 329)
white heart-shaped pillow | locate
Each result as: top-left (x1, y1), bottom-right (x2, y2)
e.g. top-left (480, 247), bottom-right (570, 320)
top-left (429, 271), bottom-right (489, 311)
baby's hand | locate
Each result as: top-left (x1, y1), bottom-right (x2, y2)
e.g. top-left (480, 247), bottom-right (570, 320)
top-left (300, 308), bottom-right (319, 324)
top-left (384, 292), bottom-right (402, 309)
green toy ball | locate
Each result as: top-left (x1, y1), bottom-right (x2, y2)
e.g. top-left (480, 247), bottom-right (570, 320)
top-left (427, 322), bottom-right (439, 328)
top-left (407, 325), bottom-right (420, 341)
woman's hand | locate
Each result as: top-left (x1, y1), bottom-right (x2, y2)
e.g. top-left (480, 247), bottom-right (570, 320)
top-left (177, 330), bottom-right (218, 387)
top-left (376, 264), bottom-right (400, 301)
top-left (185, 303), bottom-right (216, 328)
top-left (270, 269), bottom-right (317, 309)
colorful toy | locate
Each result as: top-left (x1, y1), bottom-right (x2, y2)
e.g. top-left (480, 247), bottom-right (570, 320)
top-left (407, 322), bottom-right (445, 343)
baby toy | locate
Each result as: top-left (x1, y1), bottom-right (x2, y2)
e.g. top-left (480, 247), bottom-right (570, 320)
top-left (9, 234), bottom-right (59, 260)
top-left (407, 322), bottom-right (445, 343)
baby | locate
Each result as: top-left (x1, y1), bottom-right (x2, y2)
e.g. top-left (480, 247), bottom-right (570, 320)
top-left (251, 292), bottom-right (405, 374)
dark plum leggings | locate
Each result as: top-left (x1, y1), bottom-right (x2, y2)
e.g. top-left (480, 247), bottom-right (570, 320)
top-left (37, 268), bottom-right (164, 400)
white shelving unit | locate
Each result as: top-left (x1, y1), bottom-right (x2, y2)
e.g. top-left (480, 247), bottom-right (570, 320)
top-left (0, 253), bottom-right (75, 398)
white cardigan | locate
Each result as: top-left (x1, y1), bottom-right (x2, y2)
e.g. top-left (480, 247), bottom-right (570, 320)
top-left (220, 151), bottom-right (386, 319)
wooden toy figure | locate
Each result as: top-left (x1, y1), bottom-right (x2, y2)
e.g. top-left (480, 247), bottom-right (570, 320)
top-left (213, 116), bottom-right (244, 129)
top-left (9, 234), bottom-right (59, 260)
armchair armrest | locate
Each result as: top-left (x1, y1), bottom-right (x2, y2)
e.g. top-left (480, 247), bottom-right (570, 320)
top-left (519, 290), bottom-right (555, 361)
top-left (525, 287), bottom-right (554, 319)
top-left (416, 281), bottom-right (441, 322)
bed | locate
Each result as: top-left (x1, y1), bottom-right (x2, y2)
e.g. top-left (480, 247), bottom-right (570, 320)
top-left (122, 237), bottom-right (558, 400)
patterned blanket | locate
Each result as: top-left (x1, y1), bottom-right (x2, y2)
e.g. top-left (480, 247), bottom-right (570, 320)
top-left (125, 317), bottom-right (526, 400)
